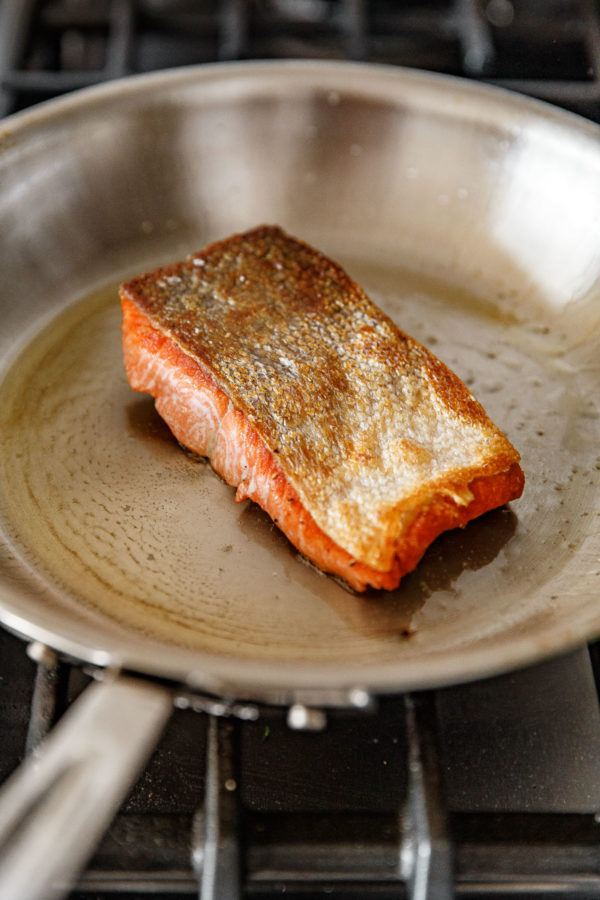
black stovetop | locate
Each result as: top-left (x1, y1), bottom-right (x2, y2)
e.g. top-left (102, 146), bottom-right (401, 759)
top-left (2, 627), bottom-right (600, 898)
top-left (2, 2), bottom-right (600, 898)
top-left (2, 0), bottom-right (600, 119)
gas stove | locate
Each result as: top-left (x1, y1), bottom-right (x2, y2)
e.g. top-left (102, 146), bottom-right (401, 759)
top-left (1, 2), bottom-right (600, 898)
top-left (2, 0), bottom-right (600, 118)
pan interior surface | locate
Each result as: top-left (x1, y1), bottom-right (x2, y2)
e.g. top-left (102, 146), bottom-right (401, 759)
top-left (0, 62), bottom-right (599, 698)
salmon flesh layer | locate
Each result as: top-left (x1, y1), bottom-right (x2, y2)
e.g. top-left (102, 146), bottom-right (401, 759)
top-left (120, 226), bottom-right (524, 592)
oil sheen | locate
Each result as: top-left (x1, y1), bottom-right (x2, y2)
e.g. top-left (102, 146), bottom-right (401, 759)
top-left (0, 268), bottom-right (598, 668)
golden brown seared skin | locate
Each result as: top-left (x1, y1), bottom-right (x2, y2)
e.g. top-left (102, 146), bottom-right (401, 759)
top-left (120, 225), bottom-right (524, 586)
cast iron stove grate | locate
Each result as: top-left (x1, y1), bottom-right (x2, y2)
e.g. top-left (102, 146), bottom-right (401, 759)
top-left (2, 2), bottom-right (600, 898)
top-left (1, 0), bottom-right (600, 117)
top-left (2, 627), bottom-right (600, 898)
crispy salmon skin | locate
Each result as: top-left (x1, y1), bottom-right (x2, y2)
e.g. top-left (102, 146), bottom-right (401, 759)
top-left (120, 225), bottom-right (524, 592)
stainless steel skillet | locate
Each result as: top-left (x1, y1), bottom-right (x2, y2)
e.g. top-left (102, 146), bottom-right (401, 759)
top-left (0, 60), bottom-right (599, 898)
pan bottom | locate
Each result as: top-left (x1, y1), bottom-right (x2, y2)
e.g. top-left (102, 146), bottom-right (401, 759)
top-left (0, 256), bottom-right (598, 683)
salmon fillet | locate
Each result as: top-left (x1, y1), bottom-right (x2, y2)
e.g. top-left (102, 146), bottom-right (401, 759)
top-left (120, 226), bottom-right (524, 592)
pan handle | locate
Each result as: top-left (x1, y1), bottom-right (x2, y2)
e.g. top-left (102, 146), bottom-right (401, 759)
top-left (0, 670), bottom-right (173, 900)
